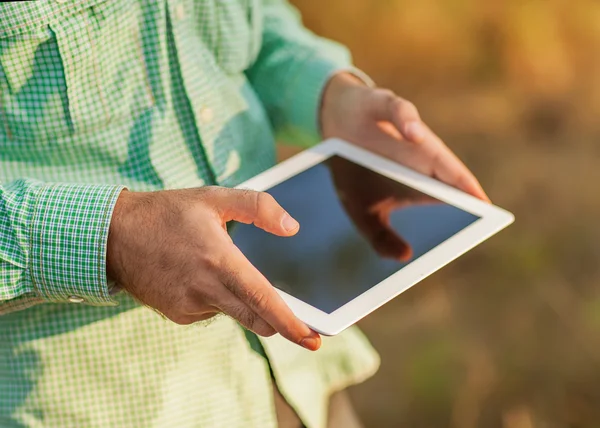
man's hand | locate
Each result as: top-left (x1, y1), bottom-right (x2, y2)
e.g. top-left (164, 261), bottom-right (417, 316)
top-left (320, 73), bottom-right (490, 202)
top-left (106, 187), bottom-right (321, 351)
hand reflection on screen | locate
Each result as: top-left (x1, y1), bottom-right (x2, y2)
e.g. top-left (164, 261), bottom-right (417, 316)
top-left (328, 156), bottom-right (439, 262)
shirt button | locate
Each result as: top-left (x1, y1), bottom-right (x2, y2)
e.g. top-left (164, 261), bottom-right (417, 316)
top-left (68, 295), bottom-right (85, 304)
top-left (200, 106), bottom-right (214, 124)
top-left (174, 4), bottom-right (185, 20)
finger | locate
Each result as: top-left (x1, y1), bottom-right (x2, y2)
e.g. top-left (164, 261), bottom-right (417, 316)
top-left (368, 124), bottom-right (491, 202)
top-left (215, 292), bottom-right (277, 337)
top-left (206, 188), bottom-right (300, 236)
top-left (219, 245), bottom-right (321, 350)
top-left (367, 90), bottom-right (425, 143)
top-left (424, 129), bottom-right (491, 202)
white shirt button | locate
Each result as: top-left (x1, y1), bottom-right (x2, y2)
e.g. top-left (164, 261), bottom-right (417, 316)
top-left (68, 295), bottom-right (85, 304)
top-left (174, 4), bottom-right (185, 20)
top-left (199, 106), bottom-right (214, 124)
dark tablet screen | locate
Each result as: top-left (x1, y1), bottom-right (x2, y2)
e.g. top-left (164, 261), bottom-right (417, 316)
top-left (231, 155), bottom-right (480, 314)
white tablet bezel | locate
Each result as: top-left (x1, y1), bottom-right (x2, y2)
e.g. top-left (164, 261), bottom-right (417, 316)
top-left (236, 138), bottom-right (514, 336)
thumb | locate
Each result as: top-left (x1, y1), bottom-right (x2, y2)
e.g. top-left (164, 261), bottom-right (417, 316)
top-left (367, 89), bottom-right (425, 143)
top-left (207, 187), bottom-right (299, 237)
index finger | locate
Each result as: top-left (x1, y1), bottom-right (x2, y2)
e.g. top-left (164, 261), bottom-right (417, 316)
top-left (425, 128), bottom-right (491, 202)
top-left (219, 244), bottom-right (321, 351)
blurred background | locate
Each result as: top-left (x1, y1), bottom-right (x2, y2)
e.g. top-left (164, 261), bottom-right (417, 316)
top-left (283, 1), bottom-right (600, 427)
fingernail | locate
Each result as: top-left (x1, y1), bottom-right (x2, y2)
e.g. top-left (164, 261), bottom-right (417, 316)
top-left (281, 213), bottom-right (299, 232)
top-left (300, 335), bottom-right (321, 351)
top-left (405, 121), bottom-right (425, 142)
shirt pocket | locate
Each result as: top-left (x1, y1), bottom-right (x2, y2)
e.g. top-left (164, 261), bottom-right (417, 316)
top-left (0, 0), bottom-right (154, 144)
top-left (193, 0), bottom-right (261, 75)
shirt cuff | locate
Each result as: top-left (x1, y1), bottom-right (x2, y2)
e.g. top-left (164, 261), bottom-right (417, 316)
top-left (339, 66), bottom-right (376, 88)
top-left (28, 183), bottom-right (125, 306)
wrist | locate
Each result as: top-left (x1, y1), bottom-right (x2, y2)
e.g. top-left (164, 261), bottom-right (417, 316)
top-left (106, 189), bottom-right (135, 284)
top-left (320, 72), bottom-right (368, 138)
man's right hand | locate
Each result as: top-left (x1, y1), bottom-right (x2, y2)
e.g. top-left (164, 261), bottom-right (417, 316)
top-left (106, 186), bottom-right (321, 351)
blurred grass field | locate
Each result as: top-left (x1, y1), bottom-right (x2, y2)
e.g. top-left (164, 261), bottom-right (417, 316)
top-left (286, 1), bottom-right (600, 427)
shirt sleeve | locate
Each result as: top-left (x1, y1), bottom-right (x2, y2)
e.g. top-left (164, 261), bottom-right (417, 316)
top-left (245, 0), bottom-right (354, 147)
top-left (0, 179), bottom-right (125, 315)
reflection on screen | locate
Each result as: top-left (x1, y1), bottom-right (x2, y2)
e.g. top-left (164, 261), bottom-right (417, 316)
top-left (232, 155), bottom-right (480, 314)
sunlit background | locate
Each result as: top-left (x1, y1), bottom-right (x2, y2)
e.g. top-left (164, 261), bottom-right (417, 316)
top-left (283, 1), bottom-right (600, 427)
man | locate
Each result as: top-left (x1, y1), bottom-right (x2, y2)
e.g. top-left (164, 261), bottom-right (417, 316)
top-left (0, 1), bottom-right (488, 427)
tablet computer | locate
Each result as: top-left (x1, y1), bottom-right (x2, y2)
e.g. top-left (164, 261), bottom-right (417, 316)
top-left (232, 139), bottom-right (514, 336)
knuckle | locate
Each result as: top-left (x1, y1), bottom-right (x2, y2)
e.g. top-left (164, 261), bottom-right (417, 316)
top-left (402, 99), bottom-right (417, 112)
top-left (217, 260), bottom-right (240, 292)
top-left (255, 192), bottom-right (276, 215)
top-left (196, 185), bottom-right (219, 198)
top-left (205, 252), bottom-right (225, 271)
top-left (199, 185), bottom-right (216, 193)
top-left (245, 288), bottom-right (271, 313)
top-left (231, 305), bottom-right (258, 330)
top-left (200, 248), bottom-right (229, 273)
top-left (194, 186), bottom-right (222, 213)
top-left (238, 189), bottom-right (254, 203)
top-left (377, 88), bottom-right (395, 100)
top-left (259, 191), bottom-right (276, 205)
top-left (394, 98), bottom-right (417, 114)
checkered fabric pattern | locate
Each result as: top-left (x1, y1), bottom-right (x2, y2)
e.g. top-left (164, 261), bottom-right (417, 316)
top-left (0, 1), bottom-right (379, 427)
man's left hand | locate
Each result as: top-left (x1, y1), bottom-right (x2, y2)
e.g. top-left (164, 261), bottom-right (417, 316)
top-left (320, 72), bottom-right (490, 202)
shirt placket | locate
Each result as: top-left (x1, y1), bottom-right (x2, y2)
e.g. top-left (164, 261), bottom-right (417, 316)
top-left (166, 0), bottom-right (224, 183)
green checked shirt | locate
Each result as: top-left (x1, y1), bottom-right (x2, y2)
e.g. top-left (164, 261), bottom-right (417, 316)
top-left (0, 1), bottom-right (380, 427)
